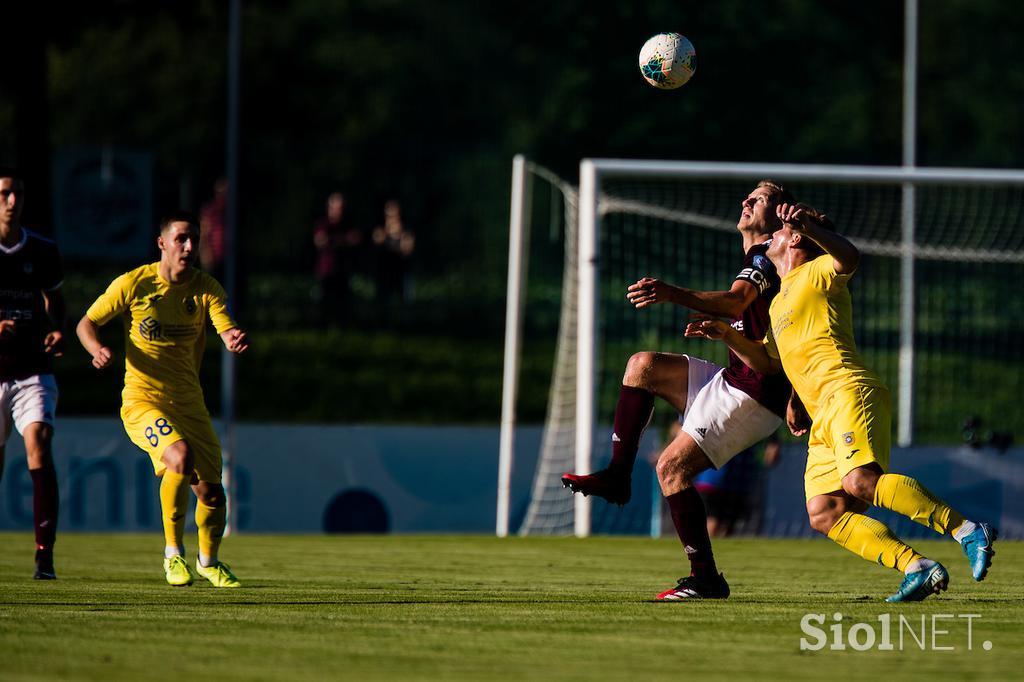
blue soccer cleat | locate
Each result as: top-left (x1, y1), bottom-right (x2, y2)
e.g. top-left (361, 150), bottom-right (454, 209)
top-left (961, 523), bottom-right (997, 581)
top-left (885, 562), bottom-right (949, 603)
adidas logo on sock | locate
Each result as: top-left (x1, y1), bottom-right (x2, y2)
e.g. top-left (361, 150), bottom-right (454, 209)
top-left (684, 545), bottom-right (697, 555)
top-left (611, 433), bottom-right (621, 442)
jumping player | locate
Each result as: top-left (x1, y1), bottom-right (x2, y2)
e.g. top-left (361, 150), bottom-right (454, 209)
top-left (0, 167), bottom-right (65, 580)
top-left (686, 202), bottom-right (996, 601)
top-left (562, 181), bottom-right (798, 600)
top-left (76, 211), bottom-right (249, 588)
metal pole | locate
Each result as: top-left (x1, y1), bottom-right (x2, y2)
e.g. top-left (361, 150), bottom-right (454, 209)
top-left (221, 0), bottom-right (242, 534)
top-left (575, 160), bottom-right (599, 538)
top-left (898, 0), bottom-right (918, 446)
top-left (497, 155), bottom-right (529, 537)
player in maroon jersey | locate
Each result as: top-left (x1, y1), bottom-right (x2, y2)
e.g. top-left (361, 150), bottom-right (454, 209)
top-left (0, 168), bottom-right (66, 580)
top-left (562, 180), bottom-right (803, 599)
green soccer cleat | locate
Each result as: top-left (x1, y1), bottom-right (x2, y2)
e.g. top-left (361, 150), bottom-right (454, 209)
top-left (885, 562), bottom-right (948, 602)
top-left (195, 560), bottom-right (241, 588)
top-left (164, 555), bottom-right (194, 587)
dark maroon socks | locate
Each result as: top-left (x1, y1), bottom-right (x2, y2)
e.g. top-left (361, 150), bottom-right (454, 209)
top-left (666, 488), bottom-right (717, 578)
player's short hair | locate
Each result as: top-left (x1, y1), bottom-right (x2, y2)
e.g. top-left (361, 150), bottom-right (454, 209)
top-left (0, 166), bottom-right (25, 185)
top-left (756, 179), bottom-right (796, 206)
top-left (159, 210), bottom-right (200, 235)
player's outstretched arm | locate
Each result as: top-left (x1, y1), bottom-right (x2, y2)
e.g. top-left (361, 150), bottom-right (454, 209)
top-left (777, 203), bottom-right (860, 274)
top-left (627, 277), bottom-right (756, 318)
top-left (220, 327), bottom-right (249, 354)
top-left (75, 316), bottom-right (114, 369)
top-left (684, 316), bottom-right (782, 375)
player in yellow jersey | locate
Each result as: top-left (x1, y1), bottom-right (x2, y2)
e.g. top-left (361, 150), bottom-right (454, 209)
top-left (76, 212), bottom-right (249, 588)
top-left (686, 203), bottom-right (996, 602)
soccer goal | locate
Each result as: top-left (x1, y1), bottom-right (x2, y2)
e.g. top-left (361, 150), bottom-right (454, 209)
top-left (498, 156), bottom-right (1024, 538)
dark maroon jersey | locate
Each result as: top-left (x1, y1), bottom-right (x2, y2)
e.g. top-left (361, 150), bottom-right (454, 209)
top-left (721, 241), bottom-right (790, 418)
top-left (0, 229), bottom-right (64, 381)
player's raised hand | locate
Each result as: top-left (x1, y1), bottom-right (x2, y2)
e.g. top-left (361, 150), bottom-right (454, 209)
top-left (777, 202), bottom-right (826, 232)
top-left (626, 277), bottom-right (672, 308)
top-left (43, 330), bottom-right (65, 357)
top-left (0, 319), bottom-right (15, 338)
top-left (91, 346), bottom-right (113, 369)
top-left (221, 327), bottom-right (249, 354)
top-left (683, 315), bottom-right (730, 341)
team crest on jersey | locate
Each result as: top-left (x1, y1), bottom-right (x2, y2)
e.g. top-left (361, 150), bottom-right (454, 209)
top-left (139, 316), bottom-right (162, 341)
top-left (843, 432), bottom-right (855, 445)
top-left (184, 296), bottom-right (197, 315)
top-left (752, 255), bottom-right (772, 272)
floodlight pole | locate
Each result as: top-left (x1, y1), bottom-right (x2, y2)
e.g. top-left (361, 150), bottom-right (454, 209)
top-left (221, 0), bottom-right (242, 535)
top-left (898, 0), bottom-right (918, 447)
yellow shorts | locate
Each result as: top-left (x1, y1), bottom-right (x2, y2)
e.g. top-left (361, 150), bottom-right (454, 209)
top-left (804, 384), bottom-right (891, 501)
top-left (121, 400), bottom-right (223, 483)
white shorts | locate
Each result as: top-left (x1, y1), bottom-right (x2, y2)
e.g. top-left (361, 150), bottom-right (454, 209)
top-left (679, 358), bottom-right (781, 469)
top-left (0, 374), bottom-right (59, 442)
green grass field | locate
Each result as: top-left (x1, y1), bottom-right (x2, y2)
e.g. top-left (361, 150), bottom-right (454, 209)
top-left (1, 533), bottom-right (1020, 681)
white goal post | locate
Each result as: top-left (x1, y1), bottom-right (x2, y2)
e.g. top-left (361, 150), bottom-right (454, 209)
top-left (499, 156), bottom-right (1024, 538)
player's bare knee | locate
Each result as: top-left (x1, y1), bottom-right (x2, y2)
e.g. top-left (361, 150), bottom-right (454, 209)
top-left (22, 423), bottom-right (54, 469)
top-left (160, 440), bottom-right (194, 474)
top-left (194, 482), bottom-right (225, 507)
top-left (623, 351), bottom-right (657, 386)
top-left (841, 468), bottom-right (878, 503)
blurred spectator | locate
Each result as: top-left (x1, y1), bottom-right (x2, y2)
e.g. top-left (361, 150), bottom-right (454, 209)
top-left (371, 199), bottom-right (415, 305)
top-left (661, 420), bottom-right (780, 537)
top-left (313, 191), bottom-right (362, 325)
top-left (693, 433), bottom-right (780, 537)
top-left (199, 177), bottom-right (227, 280)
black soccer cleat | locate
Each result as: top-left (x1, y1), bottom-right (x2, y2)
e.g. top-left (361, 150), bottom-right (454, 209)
top-left (561, 468), bottom-right (632, 506)
top-left (33, 548), bottom-right (57, 580)
top-left (655, 573), bottom-right (730, 600)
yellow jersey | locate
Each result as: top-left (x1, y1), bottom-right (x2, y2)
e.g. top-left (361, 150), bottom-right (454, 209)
top-left (86, 263), bottom-right (237, 405)
top-left (764, 254), bottom-right (884, 419)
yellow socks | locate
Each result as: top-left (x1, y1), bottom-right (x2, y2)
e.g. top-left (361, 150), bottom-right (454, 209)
top-left (827, 511), bottom-right (922, 572)
top-left (196, 500), bottom-right (227, 564)
top-left (873, 473), bottom-right (966, 535)
top-left (159, 471), bottom-right (190, 552)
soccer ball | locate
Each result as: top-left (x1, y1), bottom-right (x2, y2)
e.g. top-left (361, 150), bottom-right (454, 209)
top-left (638, 33), bottom-right (696, 90)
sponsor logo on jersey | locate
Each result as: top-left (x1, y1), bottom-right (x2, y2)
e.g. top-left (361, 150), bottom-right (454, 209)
top-left (737, 267), bottom-right (769, 293)
top-left (139, 316), bottom-right (162, 341)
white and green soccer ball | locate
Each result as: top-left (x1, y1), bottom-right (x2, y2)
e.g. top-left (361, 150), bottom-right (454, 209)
top-left (638, 32), bottom-right (696, 90)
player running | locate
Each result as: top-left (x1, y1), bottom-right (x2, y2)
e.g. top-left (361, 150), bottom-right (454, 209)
top-left (686, 203), bottom-right (996, 602)
top-left (0, 167), bottom-right (66, 580)
top-left (76, 211), bottom-right (249, 588)
top-left (562, 181), bottom-right (799, 600)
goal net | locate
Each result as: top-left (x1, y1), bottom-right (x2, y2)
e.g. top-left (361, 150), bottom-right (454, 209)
top-left (502, 158), bottom-right (1024, 537)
